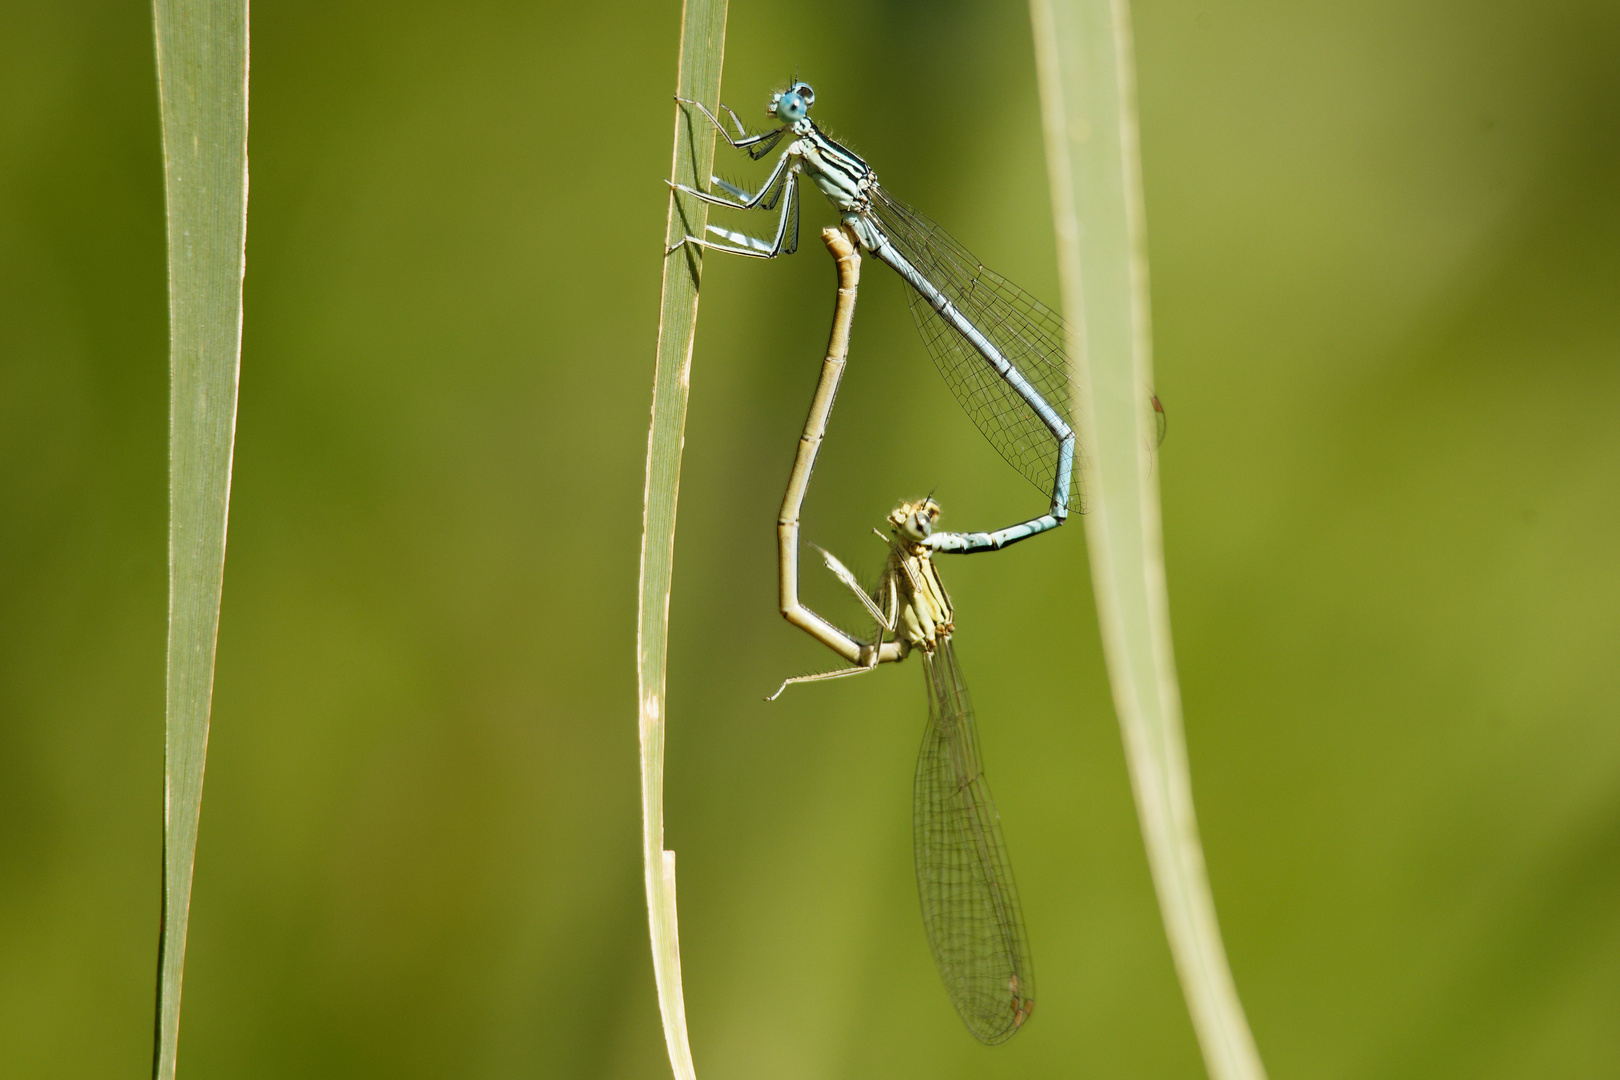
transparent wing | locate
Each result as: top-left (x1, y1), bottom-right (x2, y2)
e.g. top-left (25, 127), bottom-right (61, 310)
top-left (914, 640), bottom-right (1034, 1044)
top-left (869, 187), bottom-right (1077, 504)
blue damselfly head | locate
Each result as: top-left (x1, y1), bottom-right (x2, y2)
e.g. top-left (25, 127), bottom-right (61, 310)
top-left (889, 497), bottom-right (941, 543)
top-left (769, 82), bottom-right (816, 124)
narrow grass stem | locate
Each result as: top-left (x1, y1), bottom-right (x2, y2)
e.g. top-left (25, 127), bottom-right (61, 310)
top-left (638, 1), bottom-right (728, 1076)
top-left (1030, 1), bottom-right (1268, 1076)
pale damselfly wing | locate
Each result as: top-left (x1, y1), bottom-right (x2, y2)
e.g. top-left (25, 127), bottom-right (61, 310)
top-left (671, 82), bottom-right (1076, 553)
top-left (916, 610), bottom-right (1035, 1046)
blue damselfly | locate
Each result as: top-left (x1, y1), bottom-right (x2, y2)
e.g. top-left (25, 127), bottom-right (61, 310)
top-left (672, 81), bottom-right (1076, 551)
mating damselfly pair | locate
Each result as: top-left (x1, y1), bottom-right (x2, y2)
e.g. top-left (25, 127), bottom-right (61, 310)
top-left (670, 81), bottom-right (1151, 1044)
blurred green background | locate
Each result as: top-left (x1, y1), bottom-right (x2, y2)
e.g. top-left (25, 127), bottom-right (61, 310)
top-left (3, 0), bottom-right (1618, 1076)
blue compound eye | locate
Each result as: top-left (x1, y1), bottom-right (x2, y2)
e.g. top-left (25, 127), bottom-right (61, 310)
top-left (772, 82), bottom-right (815, 122)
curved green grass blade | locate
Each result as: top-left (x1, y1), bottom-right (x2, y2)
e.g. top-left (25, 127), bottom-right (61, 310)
top-left (638, 1), bottom-right (727, 1076)
top-left (1029, 1), bottom-right (1268, 1076)
top-left (150, 1), bottom-right (249, 1076)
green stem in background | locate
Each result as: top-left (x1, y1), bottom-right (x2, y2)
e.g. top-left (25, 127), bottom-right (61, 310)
top-left (1029, 1), bottom-right (1268, 1077)
top-left (150, 1), bottom-right (248, 1077)
top-left (638, 0), bottom-right (728, 1076)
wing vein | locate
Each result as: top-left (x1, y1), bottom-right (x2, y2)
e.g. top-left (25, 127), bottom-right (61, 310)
top-left (870, 188), bottom-right (1080, 506)
top-left (914, 641), bottom-right (1034, 1043)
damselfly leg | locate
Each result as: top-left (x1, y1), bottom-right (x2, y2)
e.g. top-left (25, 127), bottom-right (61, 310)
top-left (675, 96), bottom-right (788, 159)
top-left (766, 545), bottom-right (893, 700)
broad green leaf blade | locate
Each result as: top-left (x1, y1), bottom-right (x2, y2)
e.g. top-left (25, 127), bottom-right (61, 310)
top-left (1029, 1), bottom-right (1268, 1077)
top-left (151, 1), bottom-right (248, 1077)
top-left (638, 1), bottom-right (727, 1076)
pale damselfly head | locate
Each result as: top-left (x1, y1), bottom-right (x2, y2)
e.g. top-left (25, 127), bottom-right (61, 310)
top-left (888, 497), bottom-right (941, 544)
